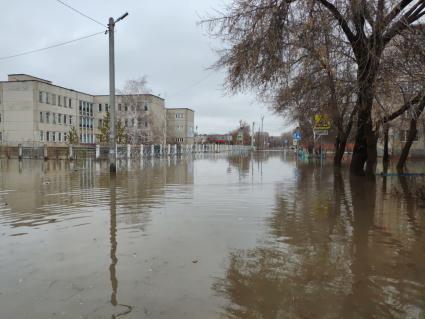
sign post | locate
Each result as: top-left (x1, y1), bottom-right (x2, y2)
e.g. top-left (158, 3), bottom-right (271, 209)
top-left (313, 114), bottom-right (331, 165)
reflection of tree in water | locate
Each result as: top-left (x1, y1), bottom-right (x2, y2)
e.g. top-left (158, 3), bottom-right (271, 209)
top-left (227, 155), bottom-right (251, 177)
top-left (214, 166), bottom-right (425, 318)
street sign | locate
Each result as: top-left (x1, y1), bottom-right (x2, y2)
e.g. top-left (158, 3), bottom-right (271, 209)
top-left (237, 131), bottom-right (243, 141)
top-left (314, 114), bottom-right (331, 130)
top-left (293, 131), bottom-right (301, 140)
top-left (313, 129), bottom-right (328, 136)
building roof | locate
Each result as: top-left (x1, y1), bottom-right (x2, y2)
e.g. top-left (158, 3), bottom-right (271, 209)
top-left (1, 74), bottom-right (164, 100)
top-left (166, 107), bottom-right (195, 112)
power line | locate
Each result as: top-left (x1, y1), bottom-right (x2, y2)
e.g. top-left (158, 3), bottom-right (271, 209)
top-left (54, 0), bottom-right (106, 28)
top-left (167, 71), bottom-right (215, 97)
top-left (0, 31), bottom-right (104, 61)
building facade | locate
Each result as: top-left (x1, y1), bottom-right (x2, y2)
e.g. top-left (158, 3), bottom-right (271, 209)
top-left (166, 108), bottom-right (195, 144)
top-left (0, 74), bottom-right (192, 146)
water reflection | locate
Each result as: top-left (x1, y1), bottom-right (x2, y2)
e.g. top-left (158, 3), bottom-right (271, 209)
top-left (214, 164), bottom-right (425, 318)
top-left (0, 155), bottom-right (424, 318)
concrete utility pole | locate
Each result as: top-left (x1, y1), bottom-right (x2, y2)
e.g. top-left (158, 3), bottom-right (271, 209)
top-left (261, 115), bottom-right (264, 150)
top-left (108, 12), bottom-right (128, 173)
top-left (251, 122), bottom-right (255, 149)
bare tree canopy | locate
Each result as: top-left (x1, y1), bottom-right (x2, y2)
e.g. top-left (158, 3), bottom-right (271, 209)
top-left (204, 0), bottom-right (425, 175)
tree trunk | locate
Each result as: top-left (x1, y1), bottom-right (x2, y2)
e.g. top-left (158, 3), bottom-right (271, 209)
top-left (350, 108), bottom-right (371, 175)
top-left (365, 132), bottom-right (378, 176)
top-left (397, 119), bottom-right (417, 170)
top-left (334, 132), bottom-right (348, 167)
top-left (397, 100), bottom-right (425, 170)
top-left (383, 124), bottom-right (389, 164)
top-left (350, 70), bottom-right (377, 176)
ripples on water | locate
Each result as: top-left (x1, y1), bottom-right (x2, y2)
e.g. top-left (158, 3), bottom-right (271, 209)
top-left (0, 153), bottom-right (424, 319)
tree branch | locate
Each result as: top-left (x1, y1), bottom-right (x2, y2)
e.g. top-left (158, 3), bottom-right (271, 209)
top-left (382, 92), bottom-right (424, 123)
top-left (316, 0), bottom-right (356, 44)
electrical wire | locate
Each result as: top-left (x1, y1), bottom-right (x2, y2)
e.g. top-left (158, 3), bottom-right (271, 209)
top-left (0, 31), bottom-right (104, 61)
top-left (54, 0), bottom-right (106, 28)
top-left (167, 71), bottom-right (215, 97)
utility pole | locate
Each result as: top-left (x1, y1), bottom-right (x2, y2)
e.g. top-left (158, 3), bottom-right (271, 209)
top-left (108, 12), bottom-right (128, 174)
top-left (251, 122), bottom-right (255, 149)
top-left (261, 115), bottom-right (264, 150)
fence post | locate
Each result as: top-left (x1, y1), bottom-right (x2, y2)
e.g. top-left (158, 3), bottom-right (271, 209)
top-left (127, 144), bottom-right (131, 159)
top-left (159, 144), bottom-right (163, 157)
top-left (174, 144), bottom-right (177, 155)
top-left (167, 144), bottom-right (171, 156)
top-left (43, 144), bottom-right (48, 161)
top-left (140, 144), bottom-right (144, 158)
top-left (151, 144), bottom-right (155, 157)
top-left (18, 144), bottom-right (23, 160)
top-left (69, 144), bottom-right (74, 160)
top-left (96, 144), bottom-right (100, 160)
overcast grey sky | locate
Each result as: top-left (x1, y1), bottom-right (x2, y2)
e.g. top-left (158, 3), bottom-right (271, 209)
top-left (0, 0), bottom-right (288, 135)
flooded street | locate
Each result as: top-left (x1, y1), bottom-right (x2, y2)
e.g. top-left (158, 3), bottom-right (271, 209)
top-left (0, 152), bottom-right (424, 318)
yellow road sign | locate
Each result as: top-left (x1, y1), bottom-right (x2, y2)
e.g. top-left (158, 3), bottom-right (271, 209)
top-left (314, 114), bottom-right (331, 130)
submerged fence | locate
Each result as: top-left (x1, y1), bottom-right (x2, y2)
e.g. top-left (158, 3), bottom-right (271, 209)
top-left (0, 144), bottom-right (252, 160)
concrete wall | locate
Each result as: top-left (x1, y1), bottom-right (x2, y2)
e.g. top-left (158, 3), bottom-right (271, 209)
top-left (0, 81), bottom-right (36, 145)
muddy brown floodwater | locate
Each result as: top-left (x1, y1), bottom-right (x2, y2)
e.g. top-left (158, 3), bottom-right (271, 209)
top-left (0, 153), bottom-right (424, 318)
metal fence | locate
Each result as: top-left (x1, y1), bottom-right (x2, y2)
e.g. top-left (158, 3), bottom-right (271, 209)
top-left (0, 143), bottom-right (252, 160)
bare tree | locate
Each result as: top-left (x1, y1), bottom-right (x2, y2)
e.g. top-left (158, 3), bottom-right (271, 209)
top-left (204, 0), bottom-right (425, 175)
top-left (117, 78), bottom-right (166, 145)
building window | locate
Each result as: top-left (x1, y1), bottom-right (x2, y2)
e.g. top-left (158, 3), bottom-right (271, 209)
top-left (105, 104), bottom-right (109, 112)
top-left (125, 119), bottom-right (128, 127)
top-left (138, 118), bottom-right (142, 127)
top-left (58, 114), bottom-right (61, 124)
top-left (39, 91), bottom-right (43, 103)
top-left (58, 132), bottom-right (62, 142)
top-left (46, 112), bottom-right (50, 124)
top-left (124, 104), bottom-right (128, 112)
top-left (40, 131), bottom-right (43, 142)
top-left (46, 93), bottom-right (50, 104)
top-left (52, 132), bottom-right (56, 142)
top-left (52, 94), bottom-right (56, 105)
top-left (46, 131), bottom-right (50, 142)
top-left (98, 119), bottom-right (102, 128)
top-left (63, 114), bottom-right (67, 125)
top-left (69, 115), bottom-right (72, 125)
top-left (52, 113), bottom-right (56, 124)
top-left (144, 103), bottom-right (148, 111)
top-left (98, 103), bottom-right (102, 112)
top-left (118, 103), bottom-right (122, 111)
top-left (63, 97), bottom-right (67, 107)
top-left (58, 95), bottom-right (62, 106)
top-left (68, 98), bottom-right (72, 108)
top-left (176, 113), bottom-right (183, 119)
top-left (64, 133), bottom-right (67, 142)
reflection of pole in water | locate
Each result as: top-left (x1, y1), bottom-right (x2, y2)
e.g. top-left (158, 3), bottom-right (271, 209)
top-left (109, 175), bottom-right (118, 306)
top-left (109, 175), bottom-right (133, 318)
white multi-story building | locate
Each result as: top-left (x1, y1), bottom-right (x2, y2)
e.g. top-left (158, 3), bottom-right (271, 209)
top-left (0, 74), bottom-right (192, 146)
top-left (166, 108), bottom-right (195, 144)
